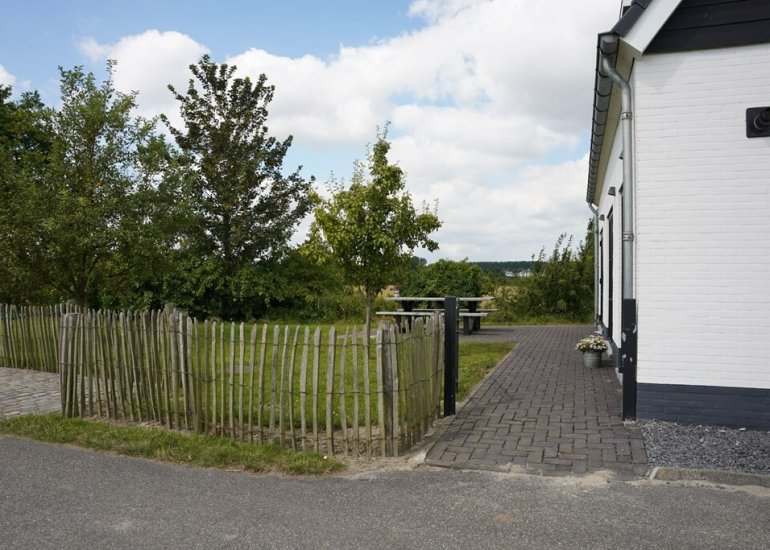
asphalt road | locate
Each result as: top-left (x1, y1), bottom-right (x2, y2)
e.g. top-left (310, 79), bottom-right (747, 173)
top-left (1, 435), bottom-right (768, 549)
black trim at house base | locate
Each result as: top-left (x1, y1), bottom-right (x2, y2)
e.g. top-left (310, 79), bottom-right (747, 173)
top-left (637, 383), bottom-right (770, 429)
top-left (620, 299), bottom-right (637, 420)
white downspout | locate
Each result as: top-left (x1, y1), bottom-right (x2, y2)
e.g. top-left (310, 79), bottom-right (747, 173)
top-left (588, 203), bottom-right (600, 326)
top-left (600, 55), bottom-right (634, 300)
top-left (600, 39), bottom-right (638, 419)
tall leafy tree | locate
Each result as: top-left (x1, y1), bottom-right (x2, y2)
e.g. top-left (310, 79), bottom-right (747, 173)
top-left (0, 86), bottom-right (54, 303)
top-left (308, 130), bottom-right (442, 333)
top-left (49, 64), bottom-right (171, 306)
top-left (0, 68), bottom-right (170, 307)
top-left (163, 55), bottom-right (313, 320)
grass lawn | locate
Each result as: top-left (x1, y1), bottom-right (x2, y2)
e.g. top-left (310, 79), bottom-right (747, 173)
top-left (0, 414), bottom-right (344, 475)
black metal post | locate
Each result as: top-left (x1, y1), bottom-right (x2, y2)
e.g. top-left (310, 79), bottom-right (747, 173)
top-left (443, 296), bottom-right (459, 416)
top-left (621, 298), bottom-right (637, 419)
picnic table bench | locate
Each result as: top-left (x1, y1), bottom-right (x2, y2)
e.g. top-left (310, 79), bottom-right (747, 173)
top-left (374, 310), bottom-right (440, 331)
top-left (382, 296), bottom-right (495, 333)
top-left (375, 310), bottom-right (488, 335)
top-left (458, 312), bottom-right (487, 335)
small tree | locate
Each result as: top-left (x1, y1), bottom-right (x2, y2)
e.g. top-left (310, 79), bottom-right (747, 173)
top-left (163, 55), bottom-right (313, 319)
top-left (308, 130), bottom-right (441, 333)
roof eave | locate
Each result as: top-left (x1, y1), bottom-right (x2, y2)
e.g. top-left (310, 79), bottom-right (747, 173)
top-left (586, 0), bottom-right (682, 205)
top-left (586, 33), bottom-right (621, 205)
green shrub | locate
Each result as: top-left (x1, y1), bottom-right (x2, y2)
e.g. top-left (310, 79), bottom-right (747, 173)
top-left (492, 224), bottom-right (594, 323)
top-left (404, 259), bottom-right (490, 297)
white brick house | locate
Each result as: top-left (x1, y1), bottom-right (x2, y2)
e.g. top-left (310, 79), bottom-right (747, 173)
top-left (588, 0), bottom-right (770, 427)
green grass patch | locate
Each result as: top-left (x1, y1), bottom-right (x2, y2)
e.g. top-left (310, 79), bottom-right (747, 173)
top-left (0, 414), bottom-right (345, 475)
top-left (457, 341), bottom-right (514, 402)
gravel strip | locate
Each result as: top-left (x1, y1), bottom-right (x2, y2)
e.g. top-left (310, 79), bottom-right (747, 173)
top-left (640, 420), bottom-right (770, 476)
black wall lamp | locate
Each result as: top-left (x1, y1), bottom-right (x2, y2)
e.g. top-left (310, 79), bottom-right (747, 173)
top-left (608, 186), bottom-right (616, 196)
top-left (746, 107), bottom-right (770, 138)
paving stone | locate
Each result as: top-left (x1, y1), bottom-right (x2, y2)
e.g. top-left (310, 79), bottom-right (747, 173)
top-left (0, 367), bottom-right (61, 418)
top-left (572, 460), bottom-right (588, 474)
top-left (543, 458), bottom-right (573, 466)
top-left (632, 447), bottom-right (647, 464)
top-left (528, 449), bottom-right (544, 463)
top-left (423, 326), bottom-right (648, 479)
top-left (587, 454), bottom-right (603, 468)
top-left (555, 449), bottom-right (585, 459)
top-left (471, 448), bottom-right (489, 459)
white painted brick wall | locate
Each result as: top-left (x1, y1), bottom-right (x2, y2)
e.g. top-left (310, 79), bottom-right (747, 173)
top-left (633, 44), bottom-right (770, 389)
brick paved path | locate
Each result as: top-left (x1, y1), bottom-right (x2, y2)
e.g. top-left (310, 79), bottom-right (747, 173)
top-left (0, 367), bottom-right (61, 418)
top-left (425, 326), bottom-right (648, 478)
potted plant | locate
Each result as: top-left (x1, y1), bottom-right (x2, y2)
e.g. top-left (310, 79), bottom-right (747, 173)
top-left (575, 335), bottom-right (607, 368)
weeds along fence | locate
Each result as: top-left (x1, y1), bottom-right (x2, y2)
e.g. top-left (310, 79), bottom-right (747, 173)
top-left (58, 309), bottom-right (445, 457)
top-left (0, 304), bottom-right (78, 373)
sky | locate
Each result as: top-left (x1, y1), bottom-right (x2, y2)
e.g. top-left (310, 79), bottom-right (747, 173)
top-left (0, 0), bottom-right (622, 262)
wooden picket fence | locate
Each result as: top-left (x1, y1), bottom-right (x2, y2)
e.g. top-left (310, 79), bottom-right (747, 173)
top-left (0, 304), bottom-right (78, 373)
top-left (57, 309), bottom-right (445, 457)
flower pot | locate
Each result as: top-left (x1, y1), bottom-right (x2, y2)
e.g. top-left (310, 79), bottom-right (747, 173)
top-left (582, 350), bottom-right (602, 368)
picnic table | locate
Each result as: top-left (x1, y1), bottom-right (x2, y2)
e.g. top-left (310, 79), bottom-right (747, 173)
top-left (379, 296), bottom-right (495, 334)
top-left (458, 296), bottom-right (496, 331)
top-left (373, 310), bottom-right (440, 331)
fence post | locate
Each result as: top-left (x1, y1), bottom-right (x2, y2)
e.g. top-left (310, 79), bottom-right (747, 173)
top-left (381, 324), bottom-right (399, 456)
top-left (388, 323), bottom-right (400, 457)
top-left (59, 313), bottom-right (79, 418)
top-left (443, 296), bottom-right (458, 416)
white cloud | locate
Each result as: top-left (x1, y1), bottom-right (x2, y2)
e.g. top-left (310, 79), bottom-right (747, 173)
top-left (78, 37), bottom-right (109, 63)
top-left (77, 0), bottom-right (619, 260)
top-left (408, 0), bottom-right (484, 23)
top-left (225, 47), bottom-right (388, 146)
top-left (78, 30), bottom-right (209, 126)
top-left (0, 64), bottom-right (16, 87)
top-left (224, 0), bottom-right (616, 145)
top-left (402, 152), bottom-right (592, 260)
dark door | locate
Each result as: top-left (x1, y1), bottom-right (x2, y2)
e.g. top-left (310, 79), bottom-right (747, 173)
top-left (599, 228), bottom-right (604, 322)
top-left (608, 209), bottom-right (614, 338)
